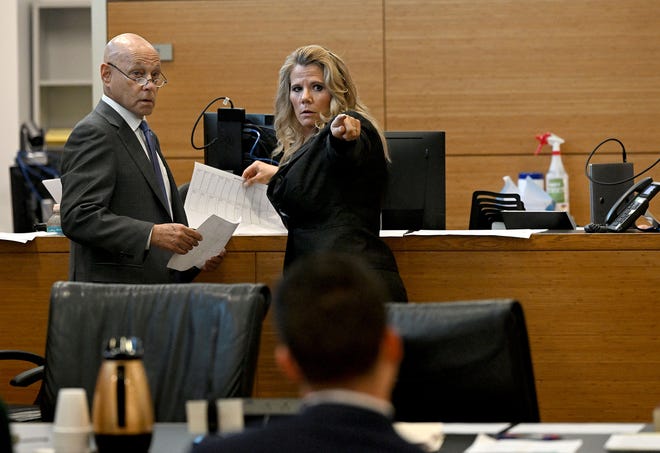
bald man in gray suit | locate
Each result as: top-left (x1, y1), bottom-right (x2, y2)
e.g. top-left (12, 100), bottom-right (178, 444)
top-left (60, 33), bottom-right (223, 283)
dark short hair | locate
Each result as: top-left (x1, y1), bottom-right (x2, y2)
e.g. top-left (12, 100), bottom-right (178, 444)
top-left (273, 252), bottom-right (389, 383)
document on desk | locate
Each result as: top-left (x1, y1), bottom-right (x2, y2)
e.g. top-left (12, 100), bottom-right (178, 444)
top-left (606, 433), bottom-right (660, 451)
top-left (442, 423), bottom-right (512, 434)
top-left (379, 229), bottom-right (547, 238)
top-left (184, 162), bottom-right (287, 235)
top-left (510, 423), bottom-right (644, 435)
top-left (0, 231), bottom-right (60, 243)
top-left (167, 214), bottom-right (237, 271)
top-left (465, 433), bottom-right (582, 453)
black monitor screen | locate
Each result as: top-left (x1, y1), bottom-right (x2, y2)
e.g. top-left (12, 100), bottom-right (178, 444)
top-left (203, 108), bottom-right (277, 175)
top-left (381, 131), bottom-right (446, 230)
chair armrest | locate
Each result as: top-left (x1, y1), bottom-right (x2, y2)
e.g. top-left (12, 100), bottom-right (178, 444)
top-left (0, 350), bottom-right (46, 388)
top-left (10, 365), bottom-right (44, 387)
top-left (0, 350), bottom-right (45, 366)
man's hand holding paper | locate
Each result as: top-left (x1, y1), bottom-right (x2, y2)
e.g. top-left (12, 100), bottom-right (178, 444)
top-left (167, 215), bottom-right (236, 271)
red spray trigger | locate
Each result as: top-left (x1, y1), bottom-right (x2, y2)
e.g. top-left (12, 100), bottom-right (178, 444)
top-left (535, 132), bottom-right (551, 155)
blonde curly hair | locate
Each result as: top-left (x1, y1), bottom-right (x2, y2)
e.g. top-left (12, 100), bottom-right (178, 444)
top-left (273, 45), bottom-right (387, 163)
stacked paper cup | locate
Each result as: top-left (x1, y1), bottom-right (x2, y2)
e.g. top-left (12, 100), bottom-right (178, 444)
top-left (52, 388), bottom-right (92, 453)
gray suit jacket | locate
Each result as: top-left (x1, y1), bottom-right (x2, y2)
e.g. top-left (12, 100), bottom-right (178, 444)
top-left (60, 101), bottom-right (195, 283)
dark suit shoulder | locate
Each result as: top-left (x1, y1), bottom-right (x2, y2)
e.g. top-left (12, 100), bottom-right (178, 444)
top-left (192, 405), bottom-right (424, 453)
top-left (94, 100), bottom-right (126, 126)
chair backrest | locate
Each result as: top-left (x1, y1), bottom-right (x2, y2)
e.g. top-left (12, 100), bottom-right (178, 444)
top-left (40, 281), bottom-right (270, 422)
top-left (387, 299), bottom-right (539, 423)
top-left (469, 191), bottom-right (525, 229)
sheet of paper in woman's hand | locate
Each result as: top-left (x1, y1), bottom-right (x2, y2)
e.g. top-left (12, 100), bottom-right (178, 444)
top-left (184, 162), bottom-right (286, 234)
top-left (167, 214), bottom-right (238, 271)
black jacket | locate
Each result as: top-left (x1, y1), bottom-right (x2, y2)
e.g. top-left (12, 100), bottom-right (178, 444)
top-left (267, 111), bottom-right (407, 301)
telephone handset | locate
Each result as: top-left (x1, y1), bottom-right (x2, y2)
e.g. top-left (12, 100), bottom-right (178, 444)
top-left (604, 177), bottom-right (660, 232)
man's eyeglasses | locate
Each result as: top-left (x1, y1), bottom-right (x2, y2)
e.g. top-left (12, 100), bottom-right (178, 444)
top-left (106, 62), bottom-right (168, 88)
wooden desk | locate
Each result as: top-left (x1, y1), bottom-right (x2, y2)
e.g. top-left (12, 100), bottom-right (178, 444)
top-left (2, 233), bottom-right (659, 423)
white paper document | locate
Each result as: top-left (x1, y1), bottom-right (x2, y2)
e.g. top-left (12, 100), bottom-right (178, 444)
top-left (442, 423), bottom-right (512, 435)
top-left (605, 432), bottom-right (660, 451)
top-left (510, 423), bottom-right (644, 435)
top-left (184, 162), bottom-right (287, 235)
top-left (42, 178), bottom-right (62, 203)
top-left (167, 214), bottom-right (237, 271)
top-left (0, 231), bottom-right (59, 243)
top-left (379, 229), bottom-right (547, 238)
top-left (465, 433), bottom-right (582, 453)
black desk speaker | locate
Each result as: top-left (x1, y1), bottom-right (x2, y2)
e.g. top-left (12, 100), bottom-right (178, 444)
top-left (588, 162), bottom-right (634, 224)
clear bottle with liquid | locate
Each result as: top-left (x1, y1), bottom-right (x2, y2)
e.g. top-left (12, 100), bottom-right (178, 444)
top-left (46, 203), bottom-right (63, 234)
top-left (546, 145), bottom-right (569, 212)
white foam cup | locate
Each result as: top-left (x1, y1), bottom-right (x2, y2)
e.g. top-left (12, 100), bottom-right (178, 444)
top-left (52, 388), bottom-right (91, 453)
top-left (217, 398), bottom-right (244, 434)
top-left (185, 400), bottom-right (208, 434)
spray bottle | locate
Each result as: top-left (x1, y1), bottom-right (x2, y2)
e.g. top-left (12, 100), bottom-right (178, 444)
top-left (535, 132), bottom-right (569, 212)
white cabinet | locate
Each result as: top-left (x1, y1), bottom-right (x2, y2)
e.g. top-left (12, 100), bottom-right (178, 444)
top-left (32, 0), bottom-right (93, 141)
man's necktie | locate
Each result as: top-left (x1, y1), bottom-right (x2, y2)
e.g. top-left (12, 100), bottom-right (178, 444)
top-left (139, 120), bottom-right (169, 208)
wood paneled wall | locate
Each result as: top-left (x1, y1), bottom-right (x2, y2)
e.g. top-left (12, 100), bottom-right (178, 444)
top-left (107, 0), bottom-right (660, 228)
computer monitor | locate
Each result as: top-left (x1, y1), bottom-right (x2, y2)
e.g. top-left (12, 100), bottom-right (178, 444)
top-left (382, 131), bottom-right (446, 230)
top-left (203, 108), bottom-right (277, 175)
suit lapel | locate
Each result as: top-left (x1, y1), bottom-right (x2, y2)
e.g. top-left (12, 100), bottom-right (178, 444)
top-left (96, 103), bottom-right (173, 220)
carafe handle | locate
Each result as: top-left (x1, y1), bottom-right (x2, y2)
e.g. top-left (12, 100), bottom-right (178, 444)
top-left (116, 365), bottom-right (126, 428)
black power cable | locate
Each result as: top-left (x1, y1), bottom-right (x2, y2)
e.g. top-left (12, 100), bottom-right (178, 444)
top-left (190, 96), bottom-right (234, 150)
top-left (584, 137), bottom-right (659, 185)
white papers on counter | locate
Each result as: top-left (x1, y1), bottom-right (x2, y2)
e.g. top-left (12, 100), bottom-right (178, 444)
top-left (0, 231), bottom-right (59, 243)
top-left (465, 433), bottom-right (582, 453)
top-left (510, 423), bottom-right (644, 435)
top-left (379, 229), bottom-right (547, 238)
top-left (606, 433), bottom-right (660, 451)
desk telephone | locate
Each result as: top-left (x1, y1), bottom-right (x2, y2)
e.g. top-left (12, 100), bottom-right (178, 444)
top-left (586, 177), bottom-right (660, 232)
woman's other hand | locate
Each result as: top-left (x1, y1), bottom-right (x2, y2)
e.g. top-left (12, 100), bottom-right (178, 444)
top-left (242, 161), bottom-right (278, 186)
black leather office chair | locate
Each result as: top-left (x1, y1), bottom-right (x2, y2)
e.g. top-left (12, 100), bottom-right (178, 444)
top-left (2, 281), bottom-right (270, 423)
top-left (388, 299), bottom-right (540, 423)
top-left (469, 191), bottom-right (525, 229)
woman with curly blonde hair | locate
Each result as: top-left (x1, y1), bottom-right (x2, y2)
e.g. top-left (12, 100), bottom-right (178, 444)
top-left (243, 45), bottom-right (407, 301)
